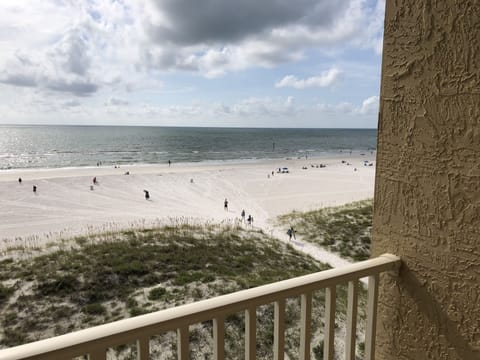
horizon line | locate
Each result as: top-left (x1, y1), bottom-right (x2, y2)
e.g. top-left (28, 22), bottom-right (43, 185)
top-left (0, 123), bottom-right (378, 130)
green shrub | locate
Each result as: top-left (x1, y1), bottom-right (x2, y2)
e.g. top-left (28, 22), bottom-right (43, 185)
top-left (36, 274), bottom-right (79, 296)
top-left (313, 340), bottom-right (324, 359)
top-left (173, 271), bottom-right (203, 286)
top-left (83, 303), bottom-right (106, 315)
top-left (0, 284), bottom-right (14, 305)
top-left (148, 287), bottom-right (167, 301)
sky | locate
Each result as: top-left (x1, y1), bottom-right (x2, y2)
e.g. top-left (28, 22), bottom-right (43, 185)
top-left (0, 0), bottom-right (385, 128)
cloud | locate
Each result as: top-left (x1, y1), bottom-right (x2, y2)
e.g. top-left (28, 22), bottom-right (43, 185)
top-left (145, 0), bottom-right (347, 45)
top-left (0, 1), bottom-right (141, 96)
top-left (317, 95), bottom-right (379, 115)
top-left (357, 95), bottom-right (379, 114)
top-left (0, 0), bottom-right (384, 126)
top-left (139, 0), bottom-right (384, 76)
top-left (275, 67), bottom-right (342, 89)
top-left (0, 50), bottom-right (99, 96)
top-left (0, 0), bottom-right (384, 88)
top-left (106, 97), bottom-right (130, 106)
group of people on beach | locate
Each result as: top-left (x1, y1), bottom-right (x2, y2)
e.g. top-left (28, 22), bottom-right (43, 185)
top-left (225, 201), bottom-right (255, 226)
top-left (240, 209), bottom-right (254, 226)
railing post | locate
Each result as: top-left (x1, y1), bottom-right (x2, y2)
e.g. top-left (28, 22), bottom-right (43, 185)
top-left (177, 326), bottom-right (189, 360)
top-left (137, 337), bottom-right (150, 360)
top-left (365, 274), bottom-right (379, 360)
top-left (274, 299), bottom-right (285, 360)
top-left (345, 281), bottom-right (358, 360)
top-left (213, 316), bottom-right (225, 360)
top-left (300, 292), bottom-right (312, 360)
top-left (323, 286), bottom-right (336, 360)
top-left (245, 307), bottom-right (257, 360)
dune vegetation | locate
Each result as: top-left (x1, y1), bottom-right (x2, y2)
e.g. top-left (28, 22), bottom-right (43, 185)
top-left (278, 199), bottom-right (373, 261)
top-left (0, 222), bottom-right (368, 359)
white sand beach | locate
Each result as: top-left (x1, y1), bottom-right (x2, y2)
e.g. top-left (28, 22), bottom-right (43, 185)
top-left (0, 155), bottom-right (375, 265)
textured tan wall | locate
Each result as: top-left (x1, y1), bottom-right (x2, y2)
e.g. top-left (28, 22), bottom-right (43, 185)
top-left (372, 1), bottom-right (480, 359)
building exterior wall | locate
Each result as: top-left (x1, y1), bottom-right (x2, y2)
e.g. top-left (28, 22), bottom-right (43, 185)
top-left (372, 1), bottom-right (480, 359)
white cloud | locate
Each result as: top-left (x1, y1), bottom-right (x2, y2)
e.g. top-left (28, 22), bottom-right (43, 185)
top-left (275, 67), bottom-right (342, 89)
top-left (357, 95), bottom-right (379, 114)
top-left (317, 95), bottom-right (379, 116)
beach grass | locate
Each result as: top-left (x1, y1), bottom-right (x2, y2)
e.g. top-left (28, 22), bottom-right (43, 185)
top-left (0, 223), bottom-right (367, 358)
top-left (277, 199), bottom-right (372, 261)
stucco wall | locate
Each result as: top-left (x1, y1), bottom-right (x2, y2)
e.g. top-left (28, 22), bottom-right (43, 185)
top-left (372, 1), bottom-right (480, 359)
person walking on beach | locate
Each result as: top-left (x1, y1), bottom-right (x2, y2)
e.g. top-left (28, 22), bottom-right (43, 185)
top-left (287, 227), bottom-right (296, 241)
top-left (144, 190), bottom-right (150, 200)
top-left (247, 215), bottom-right (252, 226)
top-left (224, 198), bottom-right (228, 211)
top-left (18, 177), bottom-right (22, 184)
top-left (241, 209), bottom-right (245, 222)
top-left (93, 177), bottom-right (97, 185)
top-left (33, 185), bottom-right (37, 193)
top-left (168, 160), bottom-right (171, 167)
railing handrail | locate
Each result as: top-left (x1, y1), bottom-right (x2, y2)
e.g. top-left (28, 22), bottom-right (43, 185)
top-left (0, 254), bottom-right (400, 360)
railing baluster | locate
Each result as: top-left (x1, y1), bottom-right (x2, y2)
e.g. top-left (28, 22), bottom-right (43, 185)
top-left (213, 316), bottom-right (225, 360)
top-left (177, 326), bottom-right (189, 360)
top-left (245, 307), bottom-right (257, 360)
top-left (345, 281), bottom-right (358, 360)
top-left (300, 292), bottom-right (312, 360)
top-left (274, 299), bottom-right (285, 360)
top-left (365, 274), bottom-right (379, 360)
top-left (324, 286), bottom-right (336, 360)
top-left (137, 336), bottom-right (150, 360)
top-left (88, 348), bottom-right (106, 360)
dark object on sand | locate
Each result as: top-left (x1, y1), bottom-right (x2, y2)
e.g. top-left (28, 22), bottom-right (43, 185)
top-left (93, 177), bottom-right (97, 184)
top-left (33, 185), bottom-right (37, 193)
top-left (144, 190), bottom-right (150, 200)
top-left (18, 177), bottom-right (22, 183)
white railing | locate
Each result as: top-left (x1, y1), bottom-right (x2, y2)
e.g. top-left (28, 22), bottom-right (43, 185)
top-left (0, 254), bottom-right (400, 360)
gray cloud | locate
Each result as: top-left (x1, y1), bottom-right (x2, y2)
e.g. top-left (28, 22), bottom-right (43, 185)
top-left (0, 23), bottom-right (101, 97)
top-left (106, 97), bottom-right (130, 106)
top-left (147, 0), bottom-right (327, 45)
top-left (140, 0), bottom-right (371, 75)
top-left (50, 29), bottom-right (91, 76)
top-left (46, 79), bottom-right (99, 96)
top-left (63, 100), bottom-right (81, 107)
top-left (0, 73), bottom-right (37, 88)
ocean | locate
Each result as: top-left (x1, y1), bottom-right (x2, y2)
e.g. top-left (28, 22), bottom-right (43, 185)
top-left (0, 125), bottom-right (377, 170)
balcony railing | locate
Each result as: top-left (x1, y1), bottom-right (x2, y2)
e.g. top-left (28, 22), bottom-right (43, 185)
top-left (0, 254), bottom-right (400, 360)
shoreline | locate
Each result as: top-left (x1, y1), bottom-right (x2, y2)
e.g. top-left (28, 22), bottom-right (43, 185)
top-left (0, 150), bottom-right (375, 174)
top-left (0, 152), bottom-right (373, 180)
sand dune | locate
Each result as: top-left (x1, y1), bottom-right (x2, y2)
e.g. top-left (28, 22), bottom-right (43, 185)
top-left (0, 155), bottom-right (376, 253)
